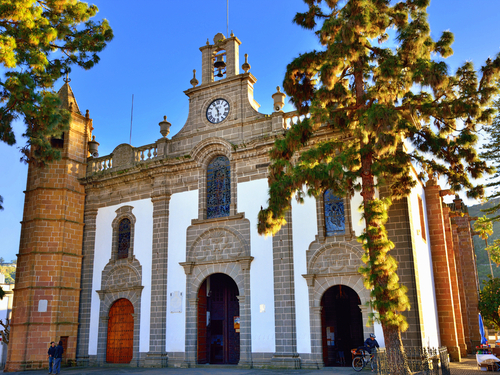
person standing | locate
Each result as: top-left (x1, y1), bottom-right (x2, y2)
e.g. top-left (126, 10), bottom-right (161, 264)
top-left (53, 341), bottom-right (64, 374)
top-left (47, 342), bottom-right (56, 374)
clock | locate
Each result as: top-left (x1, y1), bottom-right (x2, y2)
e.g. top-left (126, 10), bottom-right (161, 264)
top-left (206, 99), bottom-right (230, 124)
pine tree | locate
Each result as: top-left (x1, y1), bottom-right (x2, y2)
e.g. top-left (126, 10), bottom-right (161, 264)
top-left (474, 216), bottom-right (495, 277)
top-left (480, 98), bottom-right (500, 219)
top-left (257, 1), bottom-right (500, 373)
top-left (479, 276), bottom-right (500, 331)
top-left (0, 0), bottom-right (113, 166)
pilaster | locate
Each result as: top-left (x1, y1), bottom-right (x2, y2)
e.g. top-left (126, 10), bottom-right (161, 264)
top-left (450, 197), bottom-right (480, 353)
top-left (424, 180), bottom-right (461, 361)
top-left (443, 205), bottom-right (467, 357)
top-left (76, 207), bottom-right (98, 365)
top-left (272, 209), bottom-right (300, 368)
top-left (146, 192), bottom-right (171, 367)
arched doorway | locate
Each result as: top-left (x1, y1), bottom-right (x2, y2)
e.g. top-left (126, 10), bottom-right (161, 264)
top-left (197, 273), bottom-right (240, 364)
top-left (321, 285), bottom-right (363, 366)
top-left (106, 298), bottom-right (134, 363)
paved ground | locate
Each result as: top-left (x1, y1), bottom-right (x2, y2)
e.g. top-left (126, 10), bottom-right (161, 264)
top-left (1, 355), bottom-right (480, 375)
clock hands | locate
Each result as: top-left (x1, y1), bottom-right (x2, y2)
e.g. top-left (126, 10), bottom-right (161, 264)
top-left (207, 99), bottom-right (229, 123)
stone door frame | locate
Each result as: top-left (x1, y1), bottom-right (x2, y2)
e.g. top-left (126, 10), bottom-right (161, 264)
top-left (181, 261), bottom-right (252, 367)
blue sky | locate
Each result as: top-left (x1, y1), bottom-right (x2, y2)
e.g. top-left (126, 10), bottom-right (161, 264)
top-left (1, 0), bottom-right (500, 262)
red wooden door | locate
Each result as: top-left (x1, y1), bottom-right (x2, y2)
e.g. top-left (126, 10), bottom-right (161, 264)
top-left (106, 299), bottom-right (134, 363)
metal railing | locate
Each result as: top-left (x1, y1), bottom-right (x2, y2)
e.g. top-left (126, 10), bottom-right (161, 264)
top-left (375, 347), bottom-right (449, 375)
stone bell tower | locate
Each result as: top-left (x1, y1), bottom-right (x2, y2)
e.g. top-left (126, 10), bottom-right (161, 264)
top-left (5, 82), bottom-right (92, 371)
top-left (199, 32), bottom-right (241, 83)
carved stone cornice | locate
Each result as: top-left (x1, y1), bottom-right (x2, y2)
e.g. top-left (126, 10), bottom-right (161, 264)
top-left (180, 256), bottom-right (254, 274)
top-left (96, 285), bottom-right (144, 300)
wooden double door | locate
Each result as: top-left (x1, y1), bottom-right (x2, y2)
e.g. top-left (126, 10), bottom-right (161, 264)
top-left (197, 273), bottom-right (240, 364)
top-left (106, 298), bottom-right (134, 363)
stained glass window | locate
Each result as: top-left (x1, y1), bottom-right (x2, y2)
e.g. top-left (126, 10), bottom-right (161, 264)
top-left (324, 189), bottom-right (345, 236)
top-left (207, 156), bottom-right (231, 219)
top-left (118, 218), bottom-right (131, 259)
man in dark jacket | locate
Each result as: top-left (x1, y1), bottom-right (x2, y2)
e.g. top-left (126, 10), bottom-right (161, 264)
top-left (364, 333), bottom-right (380, 354)
top-left (53, 341), bottom-right (64, 374)
top-left (47, 342), bottom-right (56, 374)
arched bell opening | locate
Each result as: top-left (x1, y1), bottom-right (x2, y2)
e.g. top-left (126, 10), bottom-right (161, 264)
top-left (321, 285), bottom-right (363, 366)
top-left (197, 273), bottom-right (240, 364)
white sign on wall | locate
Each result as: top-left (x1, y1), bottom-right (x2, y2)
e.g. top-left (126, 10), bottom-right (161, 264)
top-left (170, 291), bottom-right (182, 313)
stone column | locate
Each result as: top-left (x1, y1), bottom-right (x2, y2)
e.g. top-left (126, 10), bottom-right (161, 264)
top-left (271, 209), bottom-right (300, 368)
top-left (184, 297), bottom-right (198, 368)
top-left (146, 193), bottom-right (171, 367)
top-left (77, 207), bottom-right (98, 365)
top-left (451, 197), bottom-right (480, 353)
top-left (237, 295), bottom-right (252, 367)
top-left (424, 180), bottom-right (461, 361)
top-left (237, 257), bottom-right (252, 367)
top-left (309, 304), bottom-right (323, 368)
top-left (224, 35), bottom-right (241, 77)
top-left (199, 44), bottom-right (214, 84)
top-left (442, 204), bottom-right (467, 356)
top-left (97, 315), bottom-right (109, 365)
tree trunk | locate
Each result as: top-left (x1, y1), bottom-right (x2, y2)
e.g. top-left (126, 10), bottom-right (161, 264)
top-left (382, 323), bottom-right (411, 375)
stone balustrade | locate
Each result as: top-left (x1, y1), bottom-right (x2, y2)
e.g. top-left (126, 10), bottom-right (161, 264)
top-left (86, 142), bottom-right (161, 176)
top-left (282, 111), bottom-right (309, 129)
top-left (134, 144), bottom-right (158, 162)
top-left (88, 154), bottom-right (113, 174)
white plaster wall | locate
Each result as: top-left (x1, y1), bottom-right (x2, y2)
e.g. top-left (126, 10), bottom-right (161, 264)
top-left (238, 179), bottom-right (275, 353)
top-left (351, 184), bottom-right (365, 237)
top-left (408, 181), bottom-right (440, 347)
top-left (165, 189), bottom-right (198, 352)
top-left (291, 193), bottom-right (317, 354)
top-left (88, 199), bottom-right (154, 355)
top-left (374, 322), bottom-right (385, 347)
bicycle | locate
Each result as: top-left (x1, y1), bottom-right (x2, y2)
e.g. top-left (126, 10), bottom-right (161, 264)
top-left (351, 347), bottom-right (377, 372)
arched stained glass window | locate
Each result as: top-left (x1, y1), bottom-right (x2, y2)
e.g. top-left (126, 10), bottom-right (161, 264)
top-left (118, 218), bottom-right (131, 259)
top-left (324, 189), bottom-right (345, 236)
top-left (207, 156), bottom-right (231, 219)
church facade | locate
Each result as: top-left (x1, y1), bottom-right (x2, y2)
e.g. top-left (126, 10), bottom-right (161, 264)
top-left (6, 33), bottom-right (480, 371)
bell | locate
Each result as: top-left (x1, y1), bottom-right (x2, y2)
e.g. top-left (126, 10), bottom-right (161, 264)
top-left (214, 54), bottom-right (226, 69)
top-left (216, 68), bottom-right (224, 78)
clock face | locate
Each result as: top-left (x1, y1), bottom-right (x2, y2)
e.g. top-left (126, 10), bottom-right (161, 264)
top-left (206, 99), bottom-right (230, 124)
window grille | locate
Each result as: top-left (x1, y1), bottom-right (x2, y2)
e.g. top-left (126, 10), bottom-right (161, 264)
top-left (207, 156), bottom-right (231, 219)
top-left (118, 218), bottom-right (131, 259)
top-left (324, 189), bottom-right (345, 236)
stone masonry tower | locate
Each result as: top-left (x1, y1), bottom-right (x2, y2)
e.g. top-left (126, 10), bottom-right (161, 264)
top-left (5, 83), bottom-right (91, 371)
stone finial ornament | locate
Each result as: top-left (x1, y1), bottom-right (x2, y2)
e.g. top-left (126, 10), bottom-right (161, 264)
top-left (213, 32), bottom-right (225, 44)
top-left (272, 86), bottom-right (286, 112)
top-left (190, 69), bottom-right (199, 87)
top-left (242, 53), bottom-right (251, 73)
top-left (159, 116), bottom-right (171, 138)
top-left (88, 135), bottom-right (100, 157)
